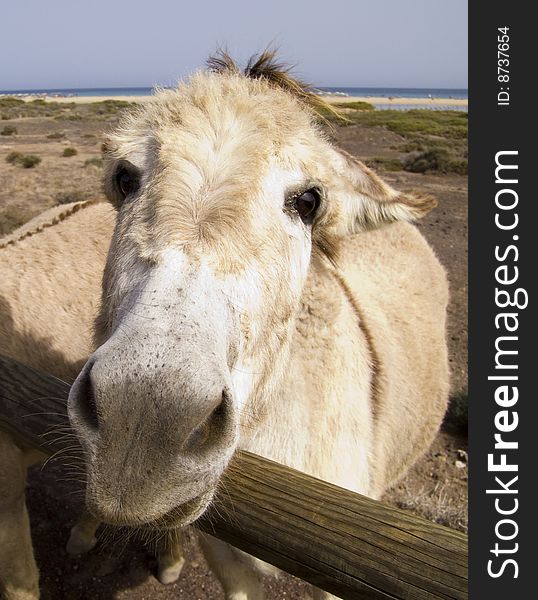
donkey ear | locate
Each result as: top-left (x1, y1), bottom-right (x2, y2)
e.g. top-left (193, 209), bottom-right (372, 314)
top-left (321, 149), bottom-right (437, 237)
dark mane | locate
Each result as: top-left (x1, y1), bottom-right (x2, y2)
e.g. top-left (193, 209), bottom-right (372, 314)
top-left (207, 49), bottom-right (342, 120)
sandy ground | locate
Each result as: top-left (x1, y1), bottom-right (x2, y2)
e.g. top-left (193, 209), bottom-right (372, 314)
top-left (0, 103), bottom-right (468, 599)
top-left (11, 94), bottom-right (468, 107)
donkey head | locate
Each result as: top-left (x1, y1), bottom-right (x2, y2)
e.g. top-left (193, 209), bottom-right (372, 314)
top-left (68, 52), bottom-right (435, 527)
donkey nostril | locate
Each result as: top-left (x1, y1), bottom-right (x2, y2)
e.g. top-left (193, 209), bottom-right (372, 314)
top-left (77, 368), bottom-right (99, 431)
top-left (186, 390), bottom-right (229, 450)
top-left (188, 421), bottom-right (211, 448)
top-left (212, 391), bottom-right (227, 418)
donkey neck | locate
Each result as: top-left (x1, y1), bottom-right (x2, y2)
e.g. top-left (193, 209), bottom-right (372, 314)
top-left (238, 255), bottom-right (375, 493)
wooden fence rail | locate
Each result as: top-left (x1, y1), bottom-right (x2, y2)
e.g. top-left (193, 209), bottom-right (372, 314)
top-left (0, 354), bottom-right (468, 599)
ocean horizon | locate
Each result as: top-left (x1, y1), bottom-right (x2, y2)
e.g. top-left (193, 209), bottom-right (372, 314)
top-left (0, 85), bottom-right (468, 99)
top-left (0, 86), bottom-right (468, 112)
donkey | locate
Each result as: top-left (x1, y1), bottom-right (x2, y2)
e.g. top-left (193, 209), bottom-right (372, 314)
top-left (1, 52), bottom-right (449, 600)
top-left (67, 52), bottom-right (450, 598)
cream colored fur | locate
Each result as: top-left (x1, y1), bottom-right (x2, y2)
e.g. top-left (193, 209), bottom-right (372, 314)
top-left (0, 202), bottom-right (109, 599)
top-left (0, 56), bottom-right (449, 600)
top-left (0, 200), bottom-right (112, 381)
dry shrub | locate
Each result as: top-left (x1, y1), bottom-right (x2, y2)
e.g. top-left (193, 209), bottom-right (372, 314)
top-left (5, 152), bottom-right (41, 168)
top-left (84, 157), bottom-right (103, 168)
top-left (55, 190), bottom-right (90, 204)
top-left (393, 483), bottom-right (468, 532)
top-left (1, 124), bottom-right (17, 136)
top-left (21, 155), bottom-right (41, 168)
top-left (0, 205), bottom-right (35, 236)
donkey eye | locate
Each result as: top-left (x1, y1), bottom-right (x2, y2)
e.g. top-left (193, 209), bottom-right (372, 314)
top-left (293, 189), bottom-right (320, 225)
top-left (115, 163), bottom-right (140, 199)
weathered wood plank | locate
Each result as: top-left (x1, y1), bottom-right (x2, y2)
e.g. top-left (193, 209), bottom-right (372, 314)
top-left (0, 354), bottom-right (468, 599)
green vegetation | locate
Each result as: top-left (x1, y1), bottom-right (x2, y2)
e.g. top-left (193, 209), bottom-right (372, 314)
top-left (56, 113), bottom-right (83, 121)
top-left (83, 99), bottom-right (135, 122)
top-left (93, 99), bottom-right (132, 111)
top-left (344, 109), bottom-right (467, 139)
top-left (334, 100), bottom-right (375, 111)
top-left (366, 157), bottom-right (403, 172)
top-left (326, 108), bottom-right (468, 175)
top-left (1, 124), bottom-right (17, 135)
top-left (6, 151), bottom-right (24, 164)
top-left (84, 156), bottom-right (103, 168)
top-left (403, 148), bottom-right (467, 175)
top-left (0, 96), bottom-right (25, 108)
top-left (21, 155), bottom-right (42, 168)
top-left (5, 152), bottom-right (41, 168)
top-left (0, 96), bottom-right (72, 119)
top-left (62, 147), bottom-right (78, 157)
top-left (0, 97), bottom-right (134, 121)
top-left (394, 141), bottom-right (423, 152)
top-left (370, 149), bottom-right (467, 176)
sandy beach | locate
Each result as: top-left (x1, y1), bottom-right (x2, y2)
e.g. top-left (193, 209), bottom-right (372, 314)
top-left (12, 93), bottom-right (468, 107)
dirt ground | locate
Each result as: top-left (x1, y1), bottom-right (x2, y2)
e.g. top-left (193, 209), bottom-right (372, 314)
top-left (0, 106), bottom-right (467, 599)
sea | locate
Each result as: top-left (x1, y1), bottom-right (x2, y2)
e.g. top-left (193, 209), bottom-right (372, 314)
top-left (0, 86), bottom-right (468, 111)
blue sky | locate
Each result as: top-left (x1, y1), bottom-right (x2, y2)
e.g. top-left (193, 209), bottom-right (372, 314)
top-left (0, 0), bottom-right (467, 90)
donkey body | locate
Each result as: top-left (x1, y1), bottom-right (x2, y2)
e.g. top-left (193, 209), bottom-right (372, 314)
top-left (0, 53), bottom-right (449, 600)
